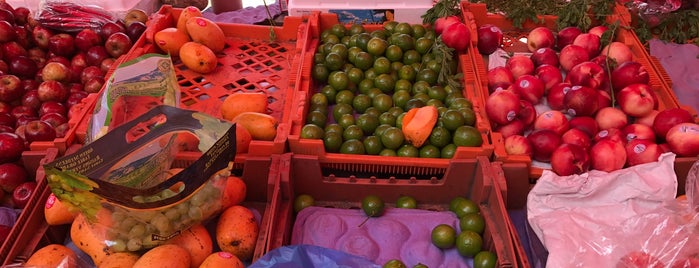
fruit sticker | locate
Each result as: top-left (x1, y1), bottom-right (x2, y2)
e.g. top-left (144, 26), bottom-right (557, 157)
top-left (46, 193), bottom-right (56, 209)
top-left (196, 17), bottom-right (207, 27)
top-left (218, 252), bottom-right (234, 259)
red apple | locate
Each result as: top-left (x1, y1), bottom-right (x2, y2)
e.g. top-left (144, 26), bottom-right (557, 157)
top-left (665, 123), bottom-right (699, 157)
top-left (12, 7), bottom-right (29, 25)
top-left (0, 101), bottom-right (9, 113)
top-left (0, 7), bottom-right (14, 23)
top-left (0, 132), bottom-right (24, 163)
top-left (588, 25), bottom-right (609, 38)
top-left (23, 120), bottom-right (55, 143)
top-left (551, 143), bottom-right (590, 176)
top-left (0, 162), bottom-right (27, 192)
top-left (622, 123), bottom-right (656, 142)
top-left (595, 128), bottom-right (626, 145)
top-left (8, 56), bottom-right (37, 79)
top-left (495, 119), bottom-right (526, 138)
top-left (12, 181), bottom-right (35, 208)
top-left (535, 64), bottom-right (563, 91)
top-left (104, 32), bottom-right (132, 58)
top-left (652, 107), bottom-right (694, 140)
top-left (41, 61), bottom-right (71, 83)
top-left (0, 74), bottom-right (21, 102)
top-left (0, 60), bottom-right (7, 73)
top-left (47, 55), bottom-right (71, 68)
top-left (517, 100), bottom-right (536, 126)
top-left (38, 101), bottom-right (66, 117)
top-left (39, 112), bottom-right (67, 128)
top-left (559, 44), bottom-right (590, 72)
top-left (564, 85), bottom-right (600, 117)
top-left (556, 26), bottom-right (583, 50)
top-left (74, 28), bottom-right (102, 51)
top-left (534, 110), bottom-right (570, 136)
top-left (20, 89), bottom-right (39, 110)
top-left (13, 25), bottom-right (31, 48)
top-left (590, 54), bottom-right (611, 71)
top-left (37, 80), bottom-right (68, 102)
top-left (590, 138), bottom-right (627, 172)
top-left (487, 66), bottom-right (514, 91)
top-left (0, 111), bottom-right (13, 127)
top-left (572, 33), bottom-right (601, 58)
top-left (83, 77), bottom-right (104, 94)
top-left (100, 58), bottom-right (116, 73)
top-left (31, 25), bottom-right (53, 49)
top-left (506, 55), bottom-right (535, 79)
top-left (611, 61), bottom-right (650, 92)
top-left (597, 90), bottom-right (612, 108)
top-left (562, 128), bottom-right (592, 149)
top-left (48, 33), bottom-right (75, 57)
top-left (530, 47), bottom-right (559, 67)
top-left (595, 107), bottom-right (629, 130)
top-left (618, 84), bottom-right (655, 117)
top-left (601, 42), bottom-right (633, 66)
top-left (69, 65), bottom-right (84, 83)
top-left (15, 114), bottom-right (37, 128)
top-left (55, 122), bottom-right (69, 138)
top-left (527, 27), bottom-right (555, 52)
top-left (625, 139), bottom-right (662, 166)
top-left (65, 91), bottom-right (88, 109)
top-left (486, 89), bottom-right (521, 125)
top-left (1, 41), bottom-right (26, 62)
top-left (547, 82), bottom-right (572, 111)
top-left (636, 110), bottom-right (659, 127)
top-left (70, 52), bottom-right (88, 70)
top-left (512, 74), bottom-right (545, 104)
top-left (567, 61), bottom-right (607, 90)
top-left (504, 134), bottom-right (533, 156)
top-left (527, 129), bottom-right (562, 162)
top-left (616, 251), bottom-right (664, 268)
top-left (125, 21), bottom-right (147, 42)
top-left (10, 105), bottom-right (35, 120)
top-left (477, 24), bottom-right (503, 55)
top-left (85, 46), bottom-right (110, 67)
top-left (434, 16), bottom-right (461, 35)
top-left (0, 20), bottom-right (16, 42)
top-left (0, 125), bottom-right (13, 133)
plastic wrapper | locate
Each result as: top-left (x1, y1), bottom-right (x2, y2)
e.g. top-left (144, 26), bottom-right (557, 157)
top-left (43, 105), bottom-right (237, 252)
top-left (624, 0), bottom-right (685, 27)
top-left (35, 0), bottom-right (118, 32)
top-left (250, 245), bottom-right (382, 268)
top-left (87, 53), bottom-right (180, 143)
top-left (528, 153), bottom-right (699, 267)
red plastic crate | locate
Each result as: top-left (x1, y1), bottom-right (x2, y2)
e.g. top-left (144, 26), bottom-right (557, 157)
top-left (0, 148), bottom-right (60, 263)
top-left (462, 2), bottom-right (691, 208)
top-left (1, 149), bottom-right (281, 265)
top-left (65, 4), bottom-right (315, 157)
top-left (288, 12), bottom-right (494, 166)
top-left (267, 154), bottom-right (521, 267)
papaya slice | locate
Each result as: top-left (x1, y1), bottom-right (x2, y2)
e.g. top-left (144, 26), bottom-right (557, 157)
top-left (401, 106), bottom-right (438, 147)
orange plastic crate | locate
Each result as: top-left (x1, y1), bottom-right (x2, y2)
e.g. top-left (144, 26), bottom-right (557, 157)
top-left (65, 4), bottom-right (314, 157)
top-left (0, 148), bottom-right (59, 263)
top-left (288, 12), bottom-right (494, 167)
top-left (1, 148), bottom-right (281, 265)
top-left (268, 154), bottom-right (522, 267)
top-left (462, 2), bottom-right (691, 208)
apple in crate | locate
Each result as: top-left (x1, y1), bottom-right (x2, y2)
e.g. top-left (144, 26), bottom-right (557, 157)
top-left (0, 162), bottom-right (28, 193)
top-left (622, 124), bottom-right (656, 142)
top-left (31, 25), bottom-right (54, 49)
top-left (666, 123), bottom-right (699, 157)
top-left (434, 16), bottom-right (460, 35)
top-left (527, 27), bottom-right (555, 52)
top-left (487, 66), bottom-right (514, 92)
top-left (23, 120), bottom-right (56, 143)
top-left (556, 26), bottom-right (582, 50)
top-left (551, 143), bottom-right (590, 176)
top-left (0, 21), bottom-right (16, 43)
top-left (506, 55), bottom-right (535, 79)
top-left (485, 89), bottom-right (520, 125)
top-left (0, 74), bottom-right (22, 103)
top-left (564, 85), bottom-right (599, 117)
top-left (530, 47), bottom-right (559, 67)
top-left (590, 138), bottom-right (626, 172)
top-left (476, 24), bottom-right (503, 55)
top-left (512, 75), bottom-right (544, 104)
top-left (601, 42), bottom-right (633, 65)
top-left (528, 129), bottom-right (562, 162)
top-left (652, 108), bottom-right (694, 140)
top-left (611, 61), bottom-right (650, 92)
top-left (441, 22), bottom-right (471, 53)
top-left (547, 82), bottom-right (571, 111)
top-left (625, 139), bottom-right (662, 166)
top-left (48, 33), bottom-right (75, 57)
top-left (534, 110), bottom-right (569, 136)
top-left (0, 132), bottom-right (24, 163)
top-left (12, 181), bottom-right (35, 208)
top-left (104, 32), bottom-right (132, 58)
top-left (74, 28), bottom-right (102, 51)
top-left (559, 44), bottom-right (590, 72)
top-left (561, 128), bottom-right (592, 149)
top-left (504, 134), bottom-right (533, 156)
top-left (495, 119), bottom-right (526, 138)
top-left (517, 100), bottom-right (536, 126)
top-left (535, 64), bottom-right (563, 91)
top-left (588, 25), bottom-right (608, 38)
top-left (595, 128), bottom-right (626, 146)
top-left (618, 84), bottom-right (655, 117)
top-left (124, 9), bottom-right (148, 27)
top-left (37, 80), bottom-right (68, 103)
top-left (572, 33), bottom-right (601, 58)
top-left (41, 61), bottom-right (71, 83)
top-left (567, 61), bottom-right (607, 90)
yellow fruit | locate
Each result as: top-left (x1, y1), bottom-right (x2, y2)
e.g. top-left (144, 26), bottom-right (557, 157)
top-left (154, 27), bottom-right (191, 57)
top-left (216, 205), bottom-right (259, 261)
top-left (166, 224), bottom-right (212, 268)
top-left (179, 41), bottom-right (217, 74)
top-left (221, 176), bottom-right (247, 209)
top-left (98, 252), bottom-right (140, 268)
top-left (220, 92), bottom-right (268, 121)
top-left (185, 17), bottom-right (226, 53)
top-left (236, 125), bottom-right (252, 153)
top-left (199, 252), bottom-right (245, 268)
top-left (71, 213), bottom-right (114, 266)
top-left (26, 244), bottom-right (78, 268)
top-left (133, 244), bottom-right (191, 268)
top-left (176, 6), bottom-right (202, 37)
top-left (44, 192), bottom-right (78, 226)
top-left (231, 112), bottom-right (278, 141)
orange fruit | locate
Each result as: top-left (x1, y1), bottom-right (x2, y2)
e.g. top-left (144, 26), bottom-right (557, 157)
top-left (166, 224), bottom-right (213, 267)
top-left (179, 42), bottom-right (218, 74)
top-left (216, 205), bottom-right (259, 261)
top-left (199, 252), bottom-right (245, 268)
top-left (220, 92), bottom-right (268, 121)
top-left (98, 252), bottom-right (140, 268)
top-left (221, 176), bottom-right (247, 208)
top-left (26, 244), bottom-right (78, 268)
top-left (154, 27), bottom-right (191, 57)
top-left (44, 193), bottom-right (78, 226)
top-left (186, 17), bottom-right (226, 53)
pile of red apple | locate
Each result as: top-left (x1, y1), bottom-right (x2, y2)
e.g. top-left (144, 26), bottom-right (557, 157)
top-left (480, 24), bottom-right (699, 176)
top-left (0, 3), bottom-right (147, 215)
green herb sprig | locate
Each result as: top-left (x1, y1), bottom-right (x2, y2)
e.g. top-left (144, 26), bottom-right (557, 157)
top-left (633, 9), bottom-right (699, 46)
top-left (422, 0), bottom-right (462, 24)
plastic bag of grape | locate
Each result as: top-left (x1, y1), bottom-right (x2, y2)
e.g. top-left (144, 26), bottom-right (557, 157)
top-left (42, 105), bottom-right (237, 252)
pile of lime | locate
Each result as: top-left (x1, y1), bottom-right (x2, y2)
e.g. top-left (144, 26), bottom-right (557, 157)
top-left (300, 21), bottom-right (483, 158)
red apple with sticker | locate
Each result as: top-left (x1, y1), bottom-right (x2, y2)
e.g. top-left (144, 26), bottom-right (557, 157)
top-left (534, 110), bottom-right (570, 136)
top-left (665, 123), bottom-right (699, 157)
top-left (595, 128), bottom-right (626, 146)
top-left (652, 107), bottom-right (694, 140)
top-left (486, 89), bottom-right (521, 125)
top-left (590, 138), bottom-right (627, 172)
top-left (559, 44), bottom-right (590, 72)
top-left (556, 26), bottom-right (583, 50)
top-left (567, 61), bottom-right (607, 90)
top-left (564, 85), bottom-right (600, 117)
top-left (595, 107), bottom-right (628, 131)
top-left (506, 55), bottom-right (535, 79)
top-left (562, 128), bottom-right (592, 149)
top-left (504, 134), bottom-right (533, 156)
top-left (547, 82), bottom-right (571, 111)
top-left (622, 123), bottom-right (656, 142)
top-left (625, 139), bottom-right (662, 166)
top-left (618, 84), bottom-right (655, 117)
top-left (487, 66), bottom-right (514, 91)
top-left (551, 143), bottom-right (590, 176)
top-left (477, 24), bottom-right (503, 55)
top-left (530, 47), bottom-right (559, 67)
top-left (495, 119), bottom-right (526, 138)
top-left (535, 64), bottom-right (563, 91)
top-left (512, 74), bottom-right (545, 104)
top-left (527, 129), bottom-right (562, 162)
top-left (526, 27), bottom-right (555, 52)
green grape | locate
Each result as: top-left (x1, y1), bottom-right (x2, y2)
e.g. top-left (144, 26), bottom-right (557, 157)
top-left (110, 239), bottom-right (127, 252)
top-left (160, 189), bottom-right (177, 199)
top-left (151, 213), bottom-right (171, 234)
top-left (189, 192), bottom-right (207, 206)
top-left (176, 203), bottom-right (189, 215)
top-left (132, 195), bottom-right (145, 203)
top-left (119, 218), bottom-right (137, 231)
top-left (126, 238), bottom-right (142, 251)
top-left (142, 236), bottom-right (159, 249)
top-left (188, 207), bottom-right (203, 221)
top-left (111, 211), bottom-right (127, 221)
top-left (144, 195), bottom-right (162, 203)
top-left (164, 208), bottom-right (180, 221)
top-left (128, 223), bottom-right (146, 238)
top-left (137, 211), bottom-right (160, 222)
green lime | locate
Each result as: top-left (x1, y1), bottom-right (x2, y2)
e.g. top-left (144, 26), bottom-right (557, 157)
top-left (453, 126), bottom-right (483, 147)
top-left (312, 64), bottom-right (329, 82)
top-left (381, 127), bottom-right (404, 150)
top-left (474, 251), bottom-right (498, 268)
top-left (322, 34), bottom-right (340, 46)
top-left (411, 24), bottom-right (426, 38)
top-left (373, 57), bottom-right (392, 75)
top-left (391, 61), bottom-right (404, 72)
top-left (415, 37), bottom-right (434, 55)
top-left (364, 68), bottom-right (378, 80)
top-left (324, 52), bottom-right (345, 71)
top-left (455, 231), bottom-right (483, 257)
top-left (428, 86), bottom-right (448, 102)
top-left (394, 22), bottom-right (413, 35)
top-left (395, 195), bottom-right (417, 209)
top-left (388, 106), bottom-right (404, 118)
top-left (306, 110), bottom-right (327, 127)
top-left (431, 224), bottom-right (456, 249)
top-left (412, 92), bottom-right (430, 104)
top-left (366, 88), bottom-right (383, 99)
top-left (314, 52), bottom-right (325, 64)
top-left (361, 195), bottom-right (384, 217)
top-left (396, 144), bottom-right (419, 157)
top-left (330, 43), bottom-right (348, 59)
top-left (441, 110), bottom-right (466, 131)
top-left (358, 79), bottom-right (374, 94)
top-left (293, 194), bottom-right (314, 213)
top-left (425, 59), bottom-right (441, 74)
top-left (394, 79), bottom-right (412, 93)
top-left (332, 103), bottom-right (353, 122)
top-left (441, 143), bottom-right (457, 158)
top-left (374, 74), bottom-right (395, 93)
top-left (352, 94), bottom-right (372, 114)
top-left (385, 45), bottom-right (404, 62)
top-left (349, 24), bottom-right (365, 35)
top-left (330, 24), bottom-right (347, 38)
top-left (416, 69), bottom-right (438, 85)
top-left (340, 139), bottom-right (365, 154)
top-left (426, 98), bottom-right (444, 108)
top-left (353, 51), bottom-right (374, 71)
top-left (398, 65), bottom-right (417, 81)
top-left (383, 259), bottom-right (407, 268)
top-left (328, 71), bottom-right (350, 91)
top-left (373, 124), bottom-right (392, 137)
top-left (379, 148), bottom-right (397, 156)
top-left (413, 263), bottom-right (429, 268)
top-left (383, 21), bottom-right (399, 33)
top-left (355, 32), bottom-right (372, 51)
top-left (423, 29), bottom-right (436, 40)
top-left (460, 213), bottom-right (486, 235)
top-left (411, 80), bottom-right (431, 95)
top-left (347, 46), bottom-right (362, 63)
top-left (342, 124), bottom-right (364, 141)
top-left (324, 123), bottom-right (344, 134)
top-left (321, 85), bottom-right (338, 103)
top-left (347, 67), bottom-right (365, 85)
top-left (372, 93), bottom-right (393, 113)
top-left (300, 124), bottom-right (324, 139)
top-left (419, 144), bottom-right (441, 158)
top-left (335, 90), bottom-right (355, 105)
top-left (429, 126), bottom-right (452, 148)
top-left (404, 99), bottom-right (425, 111)
top-left (323, 132), bottom-right (343, 153)
top-left (363, 135), bottom-right (384, 155)
top-left (450, 197), bottom-right (480, 218)
top-left (392, 33), bottom-right (415, 52)
top-left (395, 112), bottom-right (407, 129)
top-left (356, 113), bottom-right (380, 134)
top-left (370, 30), bottom-right (388, 39)
top-left (392, 91), bottom-right (411, 111)
top-left (366, 37), bottom-right (388, 57)
top-left (364, 106), bottom-right (382, 118)
top-left (449, 97), bottom-right (473, 110)
top-left (444, 92), bottom-right (464, 107)
top-left (378, 112), bottom-right (396, 126)
top-left (311, 92), bottom-right (328, 109)
top-left (459, 107), bottom-right (477, 126)
top-left (337, 113), bottom-right (356, 129)
top-left (402, 50), bottom-right (422, 65)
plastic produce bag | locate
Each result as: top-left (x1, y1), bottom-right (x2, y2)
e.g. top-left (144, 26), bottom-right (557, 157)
top-left (43, 105), bottom-right (237, 252)
top-left (528, 153), bottom-right (699, 267)
top-left (249, 245), bottom-right (381, 268)
top-left (35, 0), bottom-right (118, 32)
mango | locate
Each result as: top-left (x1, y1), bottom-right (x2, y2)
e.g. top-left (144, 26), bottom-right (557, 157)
top-left (216, 205), bottom-right (259, 261)
top-left (220, 92), bottom-right (268, 121)
top-left (231, 112), bottom-right (278, 141)
top-left (186, 17), bottom-right (226, 53)
top-left (179, 41), bottom-right (217, 74)
top-left (154, 27), bottom-right (191, 57)
top-left (176, 6), bottom-right (202, 37)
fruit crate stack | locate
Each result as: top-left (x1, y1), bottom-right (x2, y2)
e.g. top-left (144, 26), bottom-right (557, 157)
top-left (462, 1), bottom-right (696, 210)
